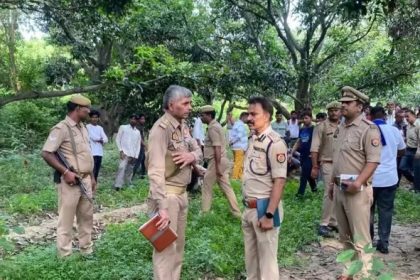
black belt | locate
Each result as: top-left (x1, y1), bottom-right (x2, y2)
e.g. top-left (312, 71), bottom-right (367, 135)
top-left (407, 147), bottom-right (417, 152)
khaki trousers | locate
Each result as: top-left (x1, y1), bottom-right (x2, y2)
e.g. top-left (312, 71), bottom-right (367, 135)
top-left (114, 156), bottom-right (134, 188)
top-left (334, 185), bottom-right (373, 277)
top-left (232, 150), bottom-right (245, 179)
top-left (153, 192), bottom-right (188, 280)
top-left (242, 208), bottom-right (280, 280)
top-left (320, 162), bottom-right (337, 226)
top-left (57, 176), bottom-right (93, 257)
top-left (202, 157), bottom-right (241, 216)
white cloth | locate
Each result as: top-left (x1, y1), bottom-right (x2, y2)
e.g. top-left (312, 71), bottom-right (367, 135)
top-left (229, 119), bottom-right (248, 150)
top-left (288, 119), bottom-right (300, 138)
top-left (192, 117), bottom-right (205, 146)
top-left (86, 124), bottom-right (108, 156)
top-left (116, 124), bottom-right (141, 158)
top-left (372, 124), bottom-right (406, 187)
top-left (386, 111), bottom-right (395, 126)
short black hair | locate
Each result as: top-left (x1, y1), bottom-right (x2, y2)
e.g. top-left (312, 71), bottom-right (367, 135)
top-left (316, 112), bottom-right (326, 119)
top-left (248, 96), bottom-right (273, 119)
top-left (370, 106), bottom-right (386, 119)
top-left (276, 111), bottom-right (282, 115)
top-left (291, 110), bottom-right (297, 115)
top-left (67, 101), bottom-right (78, 113)
top-left (137, 113), bottom-right (145, 118)
top-left (239, 112), bottom-right (249, 119)
top-left (302, 112), bottom-right (313, 119)
top-left (406, 109), bottom-right (416, 116)
top-left (130, 113), bottom-right (138, 119)
top-left (89, 109), bottom-right (100, 117)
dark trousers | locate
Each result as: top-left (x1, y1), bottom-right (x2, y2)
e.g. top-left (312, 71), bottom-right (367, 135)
top-left (297, 156), bottom-right (317, 195)
top-left (370, 185), bottom-right (397, 248)
top-left (396, 157), bottom-right (402, 186)
top-left (93, 156), bottom-right (102, 181)
top-left (399, 148), bottom-right (416, 183)
top-left (414, 157), bottom-right (420, 191)
top-left (133, 148), bottom-right (146, 178)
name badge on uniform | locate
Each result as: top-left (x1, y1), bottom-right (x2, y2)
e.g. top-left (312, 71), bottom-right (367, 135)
top-left (172, 132), bottom-right (179, 141)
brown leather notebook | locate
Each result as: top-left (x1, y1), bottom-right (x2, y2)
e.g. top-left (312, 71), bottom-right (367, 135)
top-left (139, 214), bottom-right (177, 252)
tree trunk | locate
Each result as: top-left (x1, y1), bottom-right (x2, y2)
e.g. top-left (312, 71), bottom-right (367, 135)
top-left (295, 75), bottom-right (311, 111)
top-left (5, 10), bottom-right (20, 92)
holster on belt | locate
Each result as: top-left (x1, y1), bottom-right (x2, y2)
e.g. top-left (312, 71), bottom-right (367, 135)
top-left (242, 198), bottom-right (257, 208)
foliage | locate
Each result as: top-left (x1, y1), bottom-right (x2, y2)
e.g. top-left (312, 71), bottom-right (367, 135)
top-left (0, 100), bottom-right (61, 151)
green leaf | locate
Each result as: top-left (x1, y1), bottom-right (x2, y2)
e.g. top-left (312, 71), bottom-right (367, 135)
top-left (363, 243), bottom-right (375, 254)
top-left (346, 260), bottom-right (363, 276)
top-left (336, 249), bottom-right (356, 263)
top-left (378, 273), bottom-right (394, 280)
top-left (371, 257), bottom-right (385, 272)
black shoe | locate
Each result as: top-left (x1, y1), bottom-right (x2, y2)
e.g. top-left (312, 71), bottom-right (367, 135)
top-left (328, 225), bottom-right (339, 233)
top-left (318, 225), bottom-right (334, 238)
top-left (376, 242), bottom-right (389, 254)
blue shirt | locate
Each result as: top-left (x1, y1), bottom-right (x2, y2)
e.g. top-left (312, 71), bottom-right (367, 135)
top-left (298, 126), bottom-right (314, 158)
top-left (229, 120), bottom-right (248, 150)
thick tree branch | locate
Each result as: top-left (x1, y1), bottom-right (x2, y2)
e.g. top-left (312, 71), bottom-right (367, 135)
top-left (0, 84), bottom-right (106, 107)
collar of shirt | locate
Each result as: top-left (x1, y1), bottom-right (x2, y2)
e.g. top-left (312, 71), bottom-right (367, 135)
top-left (253, 126), bottom-right (273, 141)
top-left (65, 115), bottom-right (80, 127)
top-left (344, 113), bottom-right (364, 128)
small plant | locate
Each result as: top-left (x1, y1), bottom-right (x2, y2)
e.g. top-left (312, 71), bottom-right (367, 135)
top-left (336, 243), bottom-right (394, 280)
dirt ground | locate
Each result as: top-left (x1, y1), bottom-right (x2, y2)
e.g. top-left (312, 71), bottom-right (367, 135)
top-left (5, 204), bottom-right (420, 280)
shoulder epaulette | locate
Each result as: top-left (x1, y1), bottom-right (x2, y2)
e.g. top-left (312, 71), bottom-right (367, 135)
top-left (51, 121), bottom-right (65, 131)
top-left (158, 118), bottom-right (169, 129)
top-left (267, 131), bottom-right (281, 142)
top-left (361, 118), bottom-right (374, 125)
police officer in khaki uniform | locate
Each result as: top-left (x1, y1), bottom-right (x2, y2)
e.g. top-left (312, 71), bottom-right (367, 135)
top-left (147, 85), bottom-right (202, 280)
top-left (328, 86), bottom-right (381, 280)
top-left (242, 97), bottom-right (288, 280)
top-left (41, 95), bottom-right (95, 257)
top-left (199, 105), bottom-right (241, 218)
top-left (310, 101), bottom-right (341, 237)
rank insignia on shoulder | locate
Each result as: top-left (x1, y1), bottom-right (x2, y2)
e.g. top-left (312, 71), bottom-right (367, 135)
top-left (371, 138), bottom-right (380, 147)
top-left (277, 153), bottom-right (286, 163)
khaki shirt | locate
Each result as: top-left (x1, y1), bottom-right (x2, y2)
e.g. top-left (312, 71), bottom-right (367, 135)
top-left (310, 119), bottom-right (339, 161)
top-left (203, 119), bottom-right (227, 160)
top-left (242, 127), bottom-right (288, 199)
top-left (42, 116), bottom-right (93, 174)
top-left (406, 123), bottom-right (419, 148)
top-left (147, 112), bottom-right (202, 209)
top-left (332, 114), bottom-right (381, 179)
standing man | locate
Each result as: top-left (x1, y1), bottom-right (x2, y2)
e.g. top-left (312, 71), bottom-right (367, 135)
top-left (272, 111), bottom-right (289, 139)
top-left (393, 110), bottom-right (407, 186)
top-left (114, 114), bottom-right (141, 190)
top-left (87, 110), bottom-right (108, 181)
top-left (288, 110), bottom-right (300, 148)
top-left (192, 113), bottom-right (205, 148)
top-left (133, 113), bottom-right (147, 179)
top-left (147, 85), bottom-right (202, 280)
top-left (310, 101), bottom-right (341, 237)
top-left (230, 112), bottom-right (249, 180)
top-left (200, 105), bottom-right (241, 217)
top-left (242, 97), bottom-right (288, 280)
top-left (399, 110), bottom-right (418, 190)
top-left (291, 112), bottom-right (317, 196)
top-left (329, 86), bottom-right (381, 279)
top-left (41, 95), bottom-right (96, 257)
top-left (369, 106), bottom-right (406, 254)
top-left (385, 101), bottom-right (396, 125)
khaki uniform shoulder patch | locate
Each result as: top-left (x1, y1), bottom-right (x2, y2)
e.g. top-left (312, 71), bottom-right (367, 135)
top-left (267, 131), bottom-right (281, 142)
top-left (158, 118), bottom-right (169, 129)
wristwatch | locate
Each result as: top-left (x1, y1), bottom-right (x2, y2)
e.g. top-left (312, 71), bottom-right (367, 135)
top-left (265, 212), bottom-right (274, 219)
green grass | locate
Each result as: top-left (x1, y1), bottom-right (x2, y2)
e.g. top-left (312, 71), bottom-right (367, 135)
top-left (0, 145), bottom-right (149, 217)
top-left (0, 180), bottom-right (323, 279)
top-left (1, 148), bottom-right (420, 279)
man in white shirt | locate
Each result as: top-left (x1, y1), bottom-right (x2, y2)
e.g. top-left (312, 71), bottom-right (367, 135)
top-left (288, 110), bottom-right (300, 148)
top-left (114, 114), bottom-right (141, 190)
top-left (229, 112), bottom-right (249, 179)
top-left (385, 101), bottom-right (396, 125)
top-left (370, 107), bottom-right (406, 254)
top-left (192, 115), bottom-right (205, 148)
top-left (86, 110), bottom-right (109, 181)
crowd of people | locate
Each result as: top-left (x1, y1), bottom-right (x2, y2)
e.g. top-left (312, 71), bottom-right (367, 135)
top-left (40, 85), bottom-right (420, 280)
